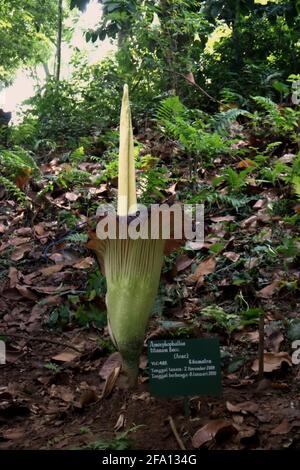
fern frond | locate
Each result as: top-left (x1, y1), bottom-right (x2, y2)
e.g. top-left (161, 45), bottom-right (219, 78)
top-left (251, 96), bottom-right (278, 114)
top-left (65, 232), bottom-right (88, 243)
top-left (212, 108), bottom-right (249, 134)
top-left (0, 147), bottom-right (40, 178)
top-left (156, 96), bottom-right (187, 123)
top-left (0, 175), bottom-right (27, 205)
top-left (292, 176), bottom-right (300, 200)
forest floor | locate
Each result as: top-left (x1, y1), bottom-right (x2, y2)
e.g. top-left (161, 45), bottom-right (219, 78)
top-left (0, 129), bottom-right (300, 450)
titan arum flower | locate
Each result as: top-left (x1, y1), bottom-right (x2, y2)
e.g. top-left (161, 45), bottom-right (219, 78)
top-left (90, 85), bottom-right (182, 387)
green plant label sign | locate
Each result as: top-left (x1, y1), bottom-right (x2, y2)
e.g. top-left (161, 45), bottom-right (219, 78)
top-left (148, 338), bottom-right (222, 396)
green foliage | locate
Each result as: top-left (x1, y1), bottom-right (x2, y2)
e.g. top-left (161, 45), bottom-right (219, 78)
top-left (0, 147), bottom-right (40, 205)
top-left (86, 268), bottom-right (107, 300)
top-left (293, 176), bottom-right (300, 199)
top-left (96, 156), bottom-right (119, 183)
top-left (69, 146), bottom-right (86, 164)
top-left (157, 96), bottom-right (229, 170)
top-left (202, 2), bottom-right (300, 104)
top-left (23, 57), bottom-right (121, 145)
top-left (65, 232), bottom-right (88, 243)
top-left (211, 108), bottom-right (249, 134)
top-left (137, 162), bottom-right (170, 205)
top-left (47, 304), bottom-right (70, 329)
top-left (0, 0), bottom-right (58, 82)
top-left (58, 211), bottom-right (80, 229)
top-left (57, 168), bottom-right (91, 188)
top-left (250, 95), bottom-right (300, 139)
top-left (79, 426), bottom-right (140, 451)
top-left (73, 304), bottom-right (107, 328)
top-left (46, 299), bottom-right (107, 329)
top-left (0, 147), bottom-right (40, 179)
top-left (10, 119), bottom-right (39, 147)
top-left (44, 362), bottom-right (61, 374)
top-left (201, 305), bottom-right (262, 335)
top-left (80, 432), bottom-right (133, 450)
top-left (0, 175), bottom-right (27, 205)
top-left (46, 268), bottom-right (107, 330)
top-left (276, 236), bottom-right (299, 261)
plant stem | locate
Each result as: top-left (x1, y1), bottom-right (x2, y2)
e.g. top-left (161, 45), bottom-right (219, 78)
top-left (122, 359), bottom-right (139, 388)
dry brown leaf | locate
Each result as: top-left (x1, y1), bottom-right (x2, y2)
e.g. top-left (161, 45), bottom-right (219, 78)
top-left (277, 153), bottom-right (295, 164)
top-left (9, 237), bottom-right (31, 246)
top-left (65, 192), bottom-right (79, 202)
top-left (223, 252), bottom-right (240, 262)
top-left (226, 401), bottom-right (258, 414)
top-left (244, 257), bottom-right (259, 269)
top-left (79, 389), bottom-right (97, 407)
top-left (258, 279), bottom-right (282, 298)
top-left (192, 420), bottom-right (237, 448)
top-left (2, 289), bottom-right (24, 300)
top-left (50, 385), bottom-right (75, 403)
top-left (10, 243), bottom-right (32, 261)
top-left (2, 429), bottom-right (24, 440)
top-left (48, 253), bottom-right (64, 263)
top-left (271, 419), bottom-right (291, 435)
top-left (38, 264), bottom-right (65, 277)
top-left (187, 256), bottom-right (216, 286)
top-left (166, 182), bottom-right (177, 195)
top-left (185, 241), bottom-right (204, 251)
top-left (41, 295), bottom-right (62, 306)
top-left (252, 352), bottom-right (292, 373)
top-left (210, 215), bottom-right (235, 223)
top-left (253, 199), bottom-right (267, 210)
top-left (52, 351), bottom-right (79, 363)
top-left (99, 352), bottom-right (122, 380)
top-left (164, 239), bottom-right (185, 256)
top-left (237, 158), bottom-right (255, 168)
top-left (15, 285), bottom-right (37, 301)
top-left (28, 304), bottom-right (48, 324)
top-left (265, 329), bottom-right (284, 353)
top-left (234, 330), bottom-right (259, 343)
top-left (0, 241), bottom-right (9, 253)
top-left (132, 392), bottom-right (151, 402)
top-left (33, 223), bottom-right (46, 236)
top-left (185, 72), bottom-right (195, 84)
top-left (74, 257), bottom-right (94, 269)
top-left (22, 271), bottom-right (39, 285)
top-left (101, 366), bottom-right (121, 399)
top-left (174, 254), bottom-right (194, 273)
top-left (8, 267), bottom-right (19, 288)
top-left (14, 228), bottom-right (31, 237)
top-left (240, 215), bottom-right (258, 229)
top-left (238, 426), bottom-right (257, 443)
top-left (114, 413), bottom-right (126, 431)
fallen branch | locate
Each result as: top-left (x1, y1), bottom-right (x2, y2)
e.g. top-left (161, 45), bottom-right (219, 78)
top-left (168, 415), bottom-right (186, 450)
top-left (163, 68), bottom-right (222, 105)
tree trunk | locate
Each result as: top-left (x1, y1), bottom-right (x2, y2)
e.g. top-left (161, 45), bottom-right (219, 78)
top-left (42, 62), bottom-right (51, 79)
top-left (56, 0), bottom-right (63, 82)
top-left (232, 0), bottom-right (241, 68)
top-left (159, 0), bottom-right (177, 93)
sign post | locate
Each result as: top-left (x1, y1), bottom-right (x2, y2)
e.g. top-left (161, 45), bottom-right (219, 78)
top-left (148, 338), bottom-right (222, 400)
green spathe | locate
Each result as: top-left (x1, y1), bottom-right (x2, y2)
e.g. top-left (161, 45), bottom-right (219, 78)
top-left (105, 238), bottom-right (165, 385)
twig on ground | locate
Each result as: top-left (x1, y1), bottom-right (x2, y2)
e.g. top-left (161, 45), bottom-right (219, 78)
top-left (168, 415), bottom-right (186, 450)
top-left (0, 332), bottom-right (82, 353)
